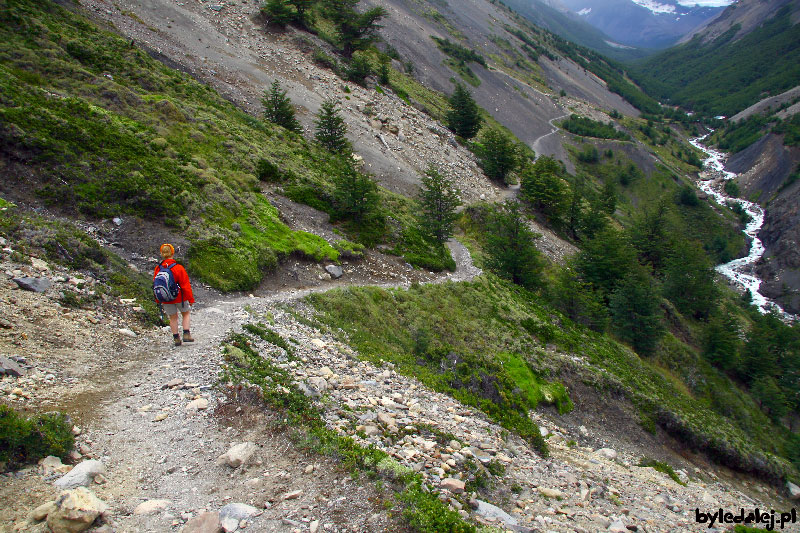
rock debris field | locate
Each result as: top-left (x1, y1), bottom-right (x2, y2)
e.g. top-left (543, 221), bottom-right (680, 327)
top-left (0, 232), bottom-right (793, 533)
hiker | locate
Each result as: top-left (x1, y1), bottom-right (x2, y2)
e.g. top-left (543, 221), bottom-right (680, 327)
top-left (153, 243), bottom-right (195, 346)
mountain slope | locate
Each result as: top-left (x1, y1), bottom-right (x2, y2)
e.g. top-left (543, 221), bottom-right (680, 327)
top-left (493, 0), bottom-right (652, 60)
top-left (560, 0), bottom-right (727, 49)
top-left (631, 0), bottom-right (800, 117)
top-left (4, 0), bottom-right (800, 516)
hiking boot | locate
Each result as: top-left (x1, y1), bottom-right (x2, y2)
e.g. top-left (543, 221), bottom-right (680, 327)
top-left (173, 336), bottom-right (182, 346)
top-left (183, 332), bottom-right (194, 343)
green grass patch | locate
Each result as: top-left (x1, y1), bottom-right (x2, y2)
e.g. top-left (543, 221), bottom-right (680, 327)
top-left (390, 227), bottom-right (456, 272)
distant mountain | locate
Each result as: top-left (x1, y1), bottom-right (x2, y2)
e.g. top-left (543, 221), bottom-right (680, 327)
top-left (558, 0), bottom-right (729, 49)
top-left (499, 0), bottom-right (652, 60)
top-left (630, 0), bottom-right (800, 117)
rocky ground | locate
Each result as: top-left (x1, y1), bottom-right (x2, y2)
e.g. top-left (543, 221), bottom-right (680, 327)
top-left (0, 223), bottom-right (795, 533)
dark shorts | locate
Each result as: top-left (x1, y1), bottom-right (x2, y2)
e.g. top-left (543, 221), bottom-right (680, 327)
top-left (163, 301), bottom-right (192, 315)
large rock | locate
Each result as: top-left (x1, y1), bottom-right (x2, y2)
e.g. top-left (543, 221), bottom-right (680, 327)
top-left (607, 520), bottom-right (627, 532)
top-left (788, 481), bottom-right (800, 500)
top-left (537, 487), bottom-right (565, 499)
top-left (54, 460), bottom-right (105, 489)
top-left (46, 488), bottom-right (108, 533)
top-left (324, 265), bottom-right (343, 279)
top-left (439, 478), bottom-right (465, 494)
top-left (30, 501), bottom-right (57, 522)
top-left (471, 499), bottom-right (519, 527)
top-left (595, 448), bottom-right (618, 460)
top-left (12, 276), bottom-right (51, 292)
top-left (182, 512), bottom-right (222, 533)
top-left (218, 503), bottom-right (258, 532)
top-left (40, 456), bottom-right (71, 475)
top-left (307, 376), bottom-right (328, 394)
top-left (0, 355), bottom-right (25, 377)
top-left (217, 442), bottom-right (257, 468)
top-left (134, 499), bottom-right (170, 515)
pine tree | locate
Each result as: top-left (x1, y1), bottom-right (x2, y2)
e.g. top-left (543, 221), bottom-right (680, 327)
top-left (287, 0), bottom-right (313, 26)
top-left (418, 167), bottom-right (462, 244)
top-left (485, 201), bottom-right (544, 289)
top-left (575, 227), bottom-right (637, 299)
top-left (315, 99), bottom-right (350, 153)
top-left (446, 83), bottom-right (481, 139)
top-left (702, 309), bottom-right (740, 369)
top-left (378, 56), bottom-right (391, 85)
top-left (609, 266), bottom-right (665, 356)
top-left (262, 0), bottom-right (294, 27)
top-left (323, 0), bottom-right (387, 57)
top-left (477, 128), bottom-right (519, 184)
top-left (663, 240), bottom-right (718, 319)
top-left (261, 80), bottom-right (301, 133)
top-left (332, 161), bottom-right (381, 224)
top-left (566, 174), bottom-right (586, 240)
top-left (520, 157), bottom-right (568, 224)
top-left (551, 264), bottom-right (609, 332)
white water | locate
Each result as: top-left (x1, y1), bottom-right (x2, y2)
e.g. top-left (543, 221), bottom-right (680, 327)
top-left (689, 134), bottom-right (793, 319)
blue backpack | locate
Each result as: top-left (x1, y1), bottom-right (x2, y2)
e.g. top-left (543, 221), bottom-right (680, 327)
top-left (153, 262), bottom-right (181, 303)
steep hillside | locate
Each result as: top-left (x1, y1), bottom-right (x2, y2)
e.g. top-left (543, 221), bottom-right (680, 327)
top-left (4, 1), bottom-right (800, 530)
top-left (560, 0), bottom-right (727, 49)
top-left (680, 0), bottom-right (796, 44)
top-left (632, 0), bottom-right (800, 117)
top-left (493, 0), bottom-right (651, 60)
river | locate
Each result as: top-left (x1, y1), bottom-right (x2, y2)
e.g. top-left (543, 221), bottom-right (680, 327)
top-left (689, 134), bottom-right (794, 319)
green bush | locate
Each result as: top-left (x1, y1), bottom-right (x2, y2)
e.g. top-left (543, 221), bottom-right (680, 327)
top-left (0, 406), bottom-right (74, 468)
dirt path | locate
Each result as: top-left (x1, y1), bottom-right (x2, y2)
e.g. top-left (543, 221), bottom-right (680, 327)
top-left (0, 235), bottom-right (482, 532)
top-left (532, 113), bottom-right (569, 157)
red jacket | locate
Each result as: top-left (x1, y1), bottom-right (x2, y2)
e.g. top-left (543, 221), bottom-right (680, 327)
top-left (153, 259), bottom-right (195, 305)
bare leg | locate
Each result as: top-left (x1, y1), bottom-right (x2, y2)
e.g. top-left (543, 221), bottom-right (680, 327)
top-left (181, 311), bottom-right (191, 332)
top-left (169, 313), bottom-right (179, 335)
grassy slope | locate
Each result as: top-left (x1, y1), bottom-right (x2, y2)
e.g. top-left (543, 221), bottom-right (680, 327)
top-left (0, 0), bottom-right (349, 291)
top-left (308, 276), bottom-right (796, 482)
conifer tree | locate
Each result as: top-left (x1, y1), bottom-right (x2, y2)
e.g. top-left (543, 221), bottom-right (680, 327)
top-left (261, 80), bottom-right (301, 133)
top-left (418, 167), bottom-right (462, 244)
top-left (323, 0), bottom-right (387, 57)
top-left (315, 99), bottom-right (350, 153)
top-left (262, 0), bottom-right (294, 27)
top-left (486, 201), bottom-right (544, 289)
top-left (446, 83), bottom-right (481, 139)
top-left (333, 161), bottom-right (381, 224)
top-left (287, 0), bottom-right (313, 26)
top-left (520, 156), bottom-right (568, 223)
top-left (477, 128), bottom-right (519, 184)
top-left (609, 266), bottom-right (664, 356)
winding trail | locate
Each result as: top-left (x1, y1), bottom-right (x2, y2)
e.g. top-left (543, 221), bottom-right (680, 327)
top-left (690, 135), bottom-right (794, 319)
top-left (532, 113), bottom-right (569, 157)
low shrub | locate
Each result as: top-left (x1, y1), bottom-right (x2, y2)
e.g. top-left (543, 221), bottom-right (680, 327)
top-left (0, 406), bottom-right (74, 468)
